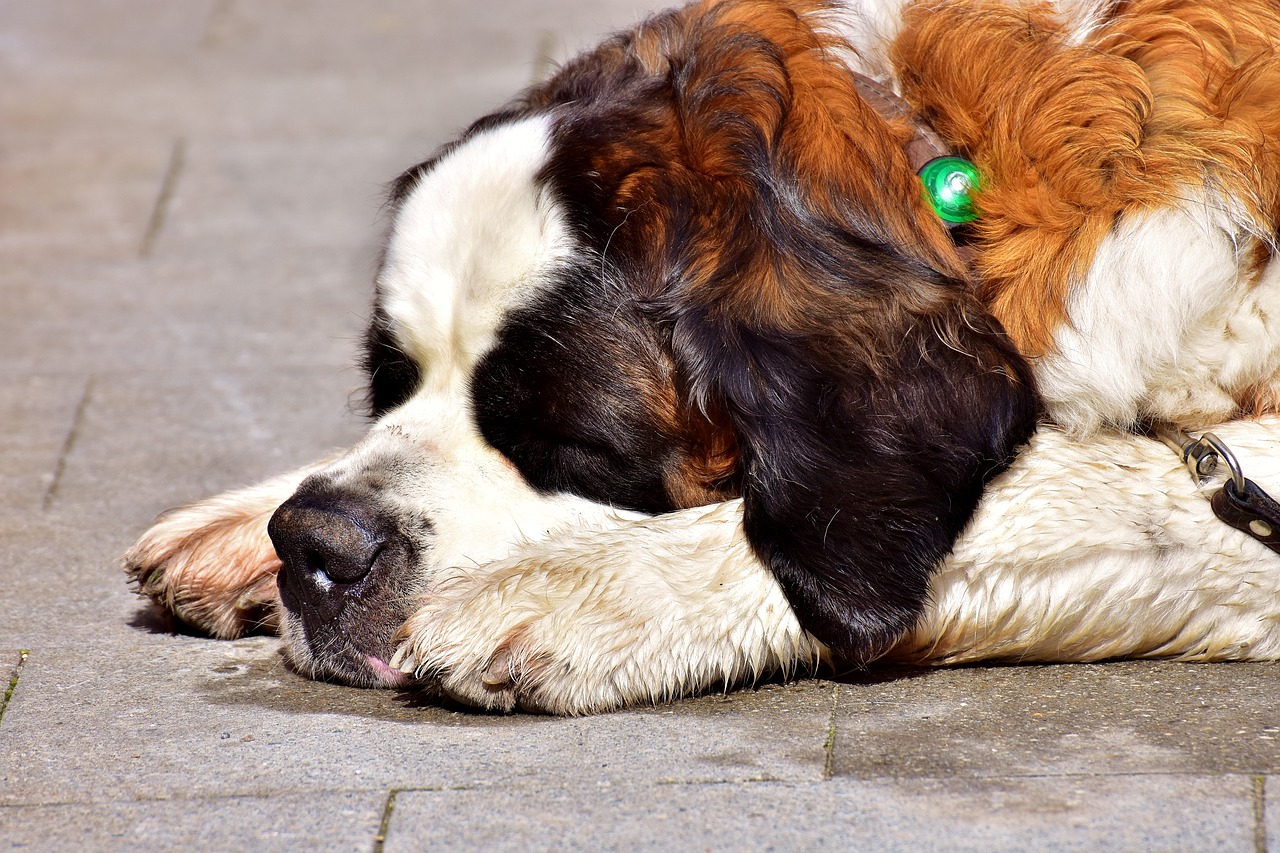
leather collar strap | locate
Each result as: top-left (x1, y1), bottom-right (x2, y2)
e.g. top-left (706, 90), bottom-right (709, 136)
top-left (850, 73), bottom-right (950, 174)
top-left (1213, 478), bottom-right (1280, 552)
top-left (851, 72), bottom-right (980, 241)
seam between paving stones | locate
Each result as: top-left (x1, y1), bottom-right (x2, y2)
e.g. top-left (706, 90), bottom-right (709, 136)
top-left (0, 650), bottom-right (30, 727)
top-left (372, 789), bottom-right (399, 853)
top-left (0, 772), bottom-right (1266, 811)
top-left (0, 789), bottom-right (388, 810)
top-left (363, 772), bottom-right (1272, 849)
top-left (822, 683), bottom-right (841, 780)
top-left (1253, 775), bottom-right (1268, 853)
top-left (139, 138), bottom-right (187, 258)
top-left (42, 375), bottom-right (95, 512)
top-left (361, 770), bottom-right (1271, 795)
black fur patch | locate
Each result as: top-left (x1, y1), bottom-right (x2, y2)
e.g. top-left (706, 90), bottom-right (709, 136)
top-left (361, 296), bottom-right (421, 419)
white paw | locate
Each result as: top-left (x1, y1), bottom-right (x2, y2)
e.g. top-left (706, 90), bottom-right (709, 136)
top-left (391, 503), bottom-right (822, 714)
top-left (389, 563), bottom-right (643, 714)
top-left (122, 468), bottom-right (315, 638)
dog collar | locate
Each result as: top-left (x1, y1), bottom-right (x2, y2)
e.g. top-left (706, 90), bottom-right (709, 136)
top-left (851, 73), bottom-right (980, 226)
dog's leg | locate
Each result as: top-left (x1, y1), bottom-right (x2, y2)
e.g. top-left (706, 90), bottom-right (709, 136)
top-left (123, 464), bottom-right (324, 638)
top-left (391, 500), bottom-right (827, 715)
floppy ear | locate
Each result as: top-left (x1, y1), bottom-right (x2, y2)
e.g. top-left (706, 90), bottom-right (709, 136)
top-left (672, 297), bottom-right (1036, 663)
top-left (661, 4), bottom-right (1038, 663)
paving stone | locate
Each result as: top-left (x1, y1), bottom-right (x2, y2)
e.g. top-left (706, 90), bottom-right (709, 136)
top-left (0, 368), bottom-right (363, 651)
top-left (5, 0), bottom-right (1280, 848)
top-left (0, 132), bottom-right (174, 263)
top-left (0, 0), bottom-right (215, 66)
top-left (0, 257), bottom-right (369, 377)
top-left (55, 369), bottom-right (366, 519)
top-left (0, 644), bottom-right (832, 805)
top-left (150, 135), bottom-right (410, 259)
top-left (0, 790), bottom-right (385, 853)
top-left (0, 375), bottom-right (87, 515)
top-left (0, 519), bottom-right (121, 651)
top-left (383, 774), bottom-right (1257, 852)
top-left (830, 661), bottom-right (1280, 779)
top-left (0, 0), bottom-right (669, 148)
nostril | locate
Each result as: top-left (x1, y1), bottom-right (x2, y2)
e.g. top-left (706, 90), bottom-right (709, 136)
top-left (300, 545), bottom-right (332, 583)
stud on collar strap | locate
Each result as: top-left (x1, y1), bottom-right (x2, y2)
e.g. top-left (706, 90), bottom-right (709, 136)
top-left (919, 156), bottom-right (980, 224)
top-left (1153, 424), bottom-right (1280, 556)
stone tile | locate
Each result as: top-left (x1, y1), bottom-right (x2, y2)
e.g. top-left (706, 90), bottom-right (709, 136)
top-left (0, 257), bottom-right (368, 376)
top-left (0, 375), bottom-right (87, 515)
top-left (0, 791), bottom-right (385, 853)
top-left (200, 0), bottom-right (664, 76)
top-left (385, 774), bottom-right (1257, 852)
top-left (0, 132), bottom-right (174, 264)
top-left (0, 368), bottom-right (364, 651)
top-left (0, 1), bottom-right (669, 148)
top-left (0, 0), bottom-right (215, 67)
top-left (0, 644), bottom-right (832, 805)
top-left (56, 369), bottom-right (366, 519)
top-left (150, 135), bottom-right (409, 259)
top-left (831, 661), bottom-right (1280, 779)
top-left (0, 517), bottom-right (182, 652)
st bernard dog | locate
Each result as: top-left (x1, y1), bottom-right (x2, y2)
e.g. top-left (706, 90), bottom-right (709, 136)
top-left (126, 0), bottom-right (1280, 714)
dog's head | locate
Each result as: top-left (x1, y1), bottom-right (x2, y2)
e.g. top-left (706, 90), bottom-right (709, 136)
top-left (267, 0), bottom-right (1037, 687)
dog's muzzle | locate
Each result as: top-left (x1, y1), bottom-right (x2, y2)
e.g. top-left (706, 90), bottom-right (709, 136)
top-left (268, 486), bottom-right (409, 620)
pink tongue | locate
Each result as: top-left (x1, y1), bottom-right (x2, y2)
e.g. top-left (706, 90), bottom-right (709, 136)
top-left (366, 655), bottom-right (409, 686)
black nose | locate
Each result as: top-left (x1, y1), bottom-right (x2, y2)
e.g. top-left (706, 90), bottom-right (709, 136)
top-left (268, 489), bottom-right (397, 611)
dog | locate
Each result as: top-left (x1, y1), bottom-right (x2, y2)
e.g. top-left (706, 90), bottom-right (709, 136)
top-left (126, 0), bottom-right (1280, 714)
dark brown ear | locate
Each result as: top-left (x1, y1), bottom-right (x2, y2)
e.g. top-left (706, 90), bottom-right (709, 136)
top-left (670, 263), bottom-right (1036, 663)
top-left (653, 3), bottom-right (1038, 663)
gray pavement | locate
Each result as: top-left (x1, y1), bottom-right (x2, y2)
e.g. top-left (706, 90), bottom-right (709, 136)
top-left (0, 1), bottom-right (1276, 850)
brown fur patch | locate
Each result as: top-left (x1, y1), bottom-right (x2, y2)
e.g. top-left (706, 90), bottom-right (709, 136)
top-left (892, 0), bottom-right (1280, 357)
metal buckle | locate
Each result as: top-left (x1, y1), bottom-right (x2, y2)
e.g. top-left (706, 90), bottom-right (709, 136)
top-left (1154, 426), bottom-right (1245, 492)
top-left (1152, 423), bottom-right (1280, 554)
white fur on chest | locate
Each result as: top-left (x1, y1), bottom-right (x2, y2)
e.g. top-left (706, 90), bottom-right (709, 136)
top-left (1036, 193), bottom-right (1280, 433)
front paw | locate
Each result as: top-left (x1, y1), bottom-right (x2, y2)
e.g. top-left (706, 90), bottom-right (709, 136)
top-left (123, 476), bottom-right (302, 638)
top-left (390, 503), bottom-right (823, 715)
top-left (389, 565), bottom-right (634, 715)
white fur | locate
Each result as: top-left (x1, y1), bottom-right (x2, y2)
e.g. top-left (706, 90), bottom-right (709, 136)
top-left (1035, 192), bottom-right (1280, 433)
top-left (901, 417), bottom-right (1280, 663)
top-left (352, 115), bottom-right (634, 590)
top-left (815, 0), bottom-right (910, 80)
top-left (1045, 0), bottom-right (1120, 45)
top-left (379, 115), bottom-right (574, 393)
top-left (392, 418), bottom-right (1280, 714)
top-left (318, 393), bottom-right (636, 575)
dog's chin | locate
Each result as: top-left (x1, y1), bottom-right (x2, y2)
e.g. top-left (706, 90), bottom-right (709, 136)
top-left (279, 612), bottom-right (410, 689)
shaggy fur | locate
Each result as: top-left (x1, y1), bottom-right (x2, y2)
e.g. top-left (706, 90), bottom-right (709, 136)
top-left (125, 0), bottom-right (1280, 714)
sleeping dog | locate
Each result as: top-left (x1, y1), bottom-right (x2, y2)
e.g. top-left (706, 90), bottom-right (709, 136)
top-left (126, 0), bottom-right (1280, 713)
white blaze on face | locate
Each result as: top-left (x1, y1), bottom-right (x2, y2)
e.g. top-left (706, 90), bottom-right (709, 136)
top-left (377, 114), bottom-right (577, 394)
top-left (340, 113), bottom-right (629, 577)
